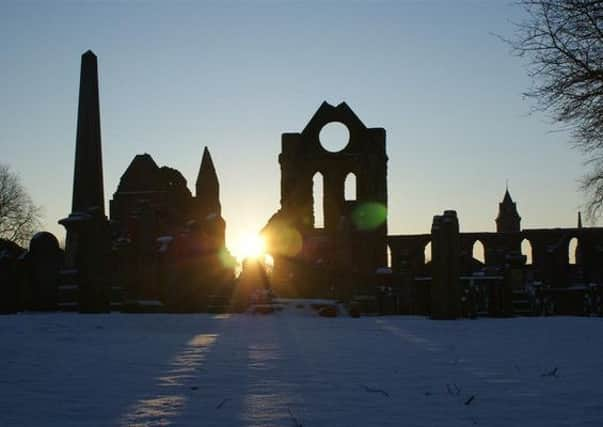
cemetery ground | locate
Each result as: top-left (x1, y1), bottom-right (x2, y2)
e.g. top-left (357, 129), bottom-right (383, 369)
top-left (1, 302), bottom-right (602, 427)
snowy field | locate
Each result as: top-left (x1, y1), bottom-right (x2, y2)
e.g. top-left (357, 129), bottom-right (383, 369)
top-left (1, 303), bottom-right (603, 427)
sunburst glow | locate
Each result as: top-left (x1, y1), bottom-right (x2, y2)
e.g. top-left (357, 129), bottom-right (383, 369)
top-left (232, 232), bottom-right (266, 261)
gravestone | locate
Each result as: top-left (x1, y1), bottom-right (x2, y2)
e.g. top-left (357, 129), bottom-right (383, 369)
top-left (0, 249), bottom-right (19, 313)
top-left (27, 232), bottom-right (62, 310)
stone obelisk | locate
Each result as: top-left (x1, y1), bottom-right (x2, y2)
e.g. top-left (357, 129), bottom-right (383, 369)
top-left (72, 50), bottom-right (105, 215)
top-left (59, 50), bottom-right (111, 313)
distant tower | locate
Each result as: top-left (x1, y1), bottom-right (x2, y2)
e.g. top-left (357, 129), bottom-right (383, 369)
top-left (577, 211), bottom-right (583, 229)
top-left (496, 188), bottom-right (521, 233)
top-left (195, 147), bottom-right (225, 248)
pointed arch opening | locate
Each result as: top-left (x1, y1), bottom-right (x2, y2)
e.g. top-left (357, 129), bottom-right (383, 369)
top-left (424, 241), bottom-right (432, 264)
top-left (521, 238), bottom-right (533, 265)
top-left (568, 237), bottom-right (579, 265)
top-left (387, 245), bottom-right (392, 268)
top-left (313, 172), bottom-right (324, 229)
top-left (472, 240), bottom-right (485, 264)
top-left (344, 172), bottom-right (357, 201)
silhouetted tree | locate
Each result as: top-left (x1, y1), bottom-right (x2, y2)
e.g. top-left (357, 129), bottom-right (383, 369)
top-left (0, 164), bottom-right (41, 246)
top-left (509, 0), bottom-right (603, 218)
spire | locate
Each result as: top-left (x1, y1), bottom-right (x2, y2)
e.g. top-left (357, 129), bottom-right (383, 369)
top-left (71, 50), bottom-right (105, 214)
top-left (578, 211), bottom-right (583, 228)
top-left (195, 147), bottom-right (221, 217)
top-left (496, 187), bottom-right (521, 233)
top-left (502, 188), bottom-right (513, 205)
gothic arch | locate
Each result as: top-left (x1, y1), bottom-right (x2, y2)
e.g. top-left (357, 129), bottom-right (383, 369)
top-left (521, 238), bottom-right (533, 265)
top-left (472, 240), bottom-right (485, 263)
top-left (344, 172), bottom-right (357, 201)
top-left (568, 237), bottom-right (579, 265)
top-left (312, 171), bottom-right (324, 229)
top-left (424, 241), bottom-right (432, 264)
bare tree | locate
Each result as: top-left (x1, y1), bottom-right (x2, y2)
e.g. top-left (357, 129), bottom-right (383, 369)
top-left (509, 0), bottom-right (603, 219)
top-left (0, 164), bottom-right (42, 247)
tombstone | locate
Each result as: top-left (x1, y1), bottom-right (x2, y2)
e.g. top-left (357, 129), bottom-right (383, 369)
top-left (26, 232), bottom-right (62, 310)
top-left (430, 210), bottom-right (461, 320)
top-left (0, 247), bottom-right (20, 313)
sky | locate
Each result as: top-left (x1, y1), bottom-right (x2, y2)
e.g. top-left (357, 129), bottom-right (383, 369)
top-left (0, 0), bottom-right (596, 257)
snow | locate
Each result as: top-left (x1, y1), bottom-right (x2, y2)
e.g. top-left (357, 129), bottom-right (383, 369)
top-left (1, 305), bottom-right (603, 426)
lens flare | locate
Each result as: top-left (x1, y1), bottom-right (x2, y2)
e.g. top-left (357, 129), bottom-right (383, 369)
top-left (351, 202), bottom-right (387, 230)
top-left (233, 233), bottom-right (266, 261)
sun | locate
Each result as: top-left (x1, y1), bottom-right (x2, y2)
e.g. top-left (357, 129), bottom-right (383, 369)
top-left (232, 232), bottom-right (266, 261)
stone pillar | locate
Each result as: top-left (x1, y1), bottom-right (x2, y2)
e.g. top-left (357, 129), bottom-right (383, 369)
top-left (398, 253), bottom-right (415, 314)
top-left (502, 251), bottom-right (526, 316)
top-left (59, 51), bottom-right (111, 313)
top-left (430, 210), bottom-right (461, 319)
top-left (71, 50), bottom-right (105, 216)
top-left (60, 209), bottom-right (112, 312)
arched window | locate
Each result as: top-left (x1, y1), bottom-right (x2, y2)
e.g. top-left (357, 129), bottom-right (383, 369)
top-left (568, 237), bottom-right (579, 265)
top-left (424, 241), bottom-right (432, 264)
top-left (521, 238), bottom-right (533, 265)
top-left (472, 240), bottom-right (485, 263)
top-left (387, 245), bottom-right (392, 268)
top-left (344, 172), bottom-right (357, 201)
top-left (313, 172), bottom-right (324, 229)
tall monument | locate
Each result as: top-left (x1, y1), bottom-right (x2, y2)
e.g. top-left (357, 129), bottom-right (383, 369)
top-left (59, 50), bottom-right (111, 313)
top-left (71, 50), bottom-right (105, 215)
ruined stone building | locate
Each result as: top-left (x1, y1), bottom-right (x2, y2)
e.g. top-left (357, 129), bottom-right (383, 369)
top-left (55, 50), bottom-right (233, 312)
top-left (263, 102), bottom-right (388, 298)
top-left (3, 50), bottom-right (603, 316)
top-left (261, 102), bottom-right (603, 316)
top-left (110, 147), bottom-right (225, 249)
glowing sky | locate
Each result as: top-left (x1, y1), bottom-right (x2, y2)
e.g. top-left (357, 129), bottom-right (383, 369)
top-left (0, 1), bottom-right (597, 253)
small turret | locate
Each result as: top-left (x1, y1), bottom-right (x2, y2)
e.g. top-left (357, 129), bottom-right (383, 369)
top-left (496, 188), bottom-right (521, 233)
top-left (577, 211), bottom-right (583, 229)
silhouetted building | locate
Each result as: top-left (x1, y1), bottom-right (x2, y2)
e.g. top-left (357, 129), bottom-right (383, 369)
top-left (263, 102), bottom-right (387, 298)
top-left (108, 147), bottom-right (232, 309)
top-left (388, 190), bottom-right (603, 316)
top-left (110, 153), bottom-right (193, 237)
top-left (7, 50), bottom-right (603, 317)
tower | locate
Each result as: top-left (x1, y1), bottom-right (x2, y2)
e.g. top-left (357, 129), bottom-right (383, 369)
top-left (496, 188), bottom-right (521, 233)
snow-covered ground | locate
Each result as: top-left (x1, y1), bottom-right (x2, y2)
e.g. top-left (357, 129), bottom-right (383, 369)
top-left (1, 303), bottom-right (602, 427)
